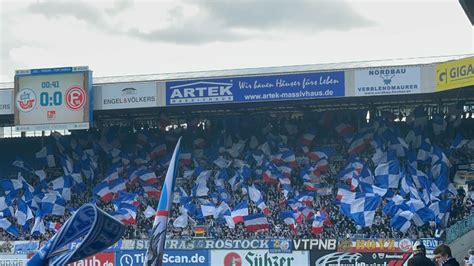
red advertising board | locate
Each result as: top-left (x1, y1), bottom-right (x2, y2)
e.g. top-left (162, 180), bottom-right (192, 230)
top-left (67, 252), bottom-right (115, 266)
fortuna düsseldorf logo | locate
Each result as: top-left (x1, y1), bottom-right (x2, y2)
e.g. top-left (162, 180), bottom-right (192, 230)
top-left (66, 86), bottom-right (86, 110)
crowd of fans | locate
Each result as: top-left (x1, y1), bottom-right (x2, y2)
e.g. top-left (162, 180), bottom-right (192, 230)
top-left (0, 108), bottom-right (473, 242)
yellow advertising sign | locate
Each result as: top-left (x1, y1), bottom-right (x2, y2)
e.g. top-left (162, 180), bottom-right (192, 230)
top-left (436, 56), bottom-right (474, 91)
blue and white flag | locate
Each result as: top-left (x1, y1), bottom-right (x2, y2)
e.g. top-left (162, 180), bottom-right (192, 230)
top-left (40, 192), bottom-right (66, 216)
top-left (1, 179), bottom-right (23, 196)
top-left (0, 218), bottom-right (20, 237)
top-left (15, 198), bottom-right (34, 226)
top-left (0, 196), bottom-right (14, 217)
top-left (409, 199), bottom-right (434, 226)
top-left (391, 210), bottom-right (413, 233)
top-left (36, 145), bottom-right (56, 167)
top-left (52, 176), bottom-right (73, 201)
top-left (340, 193), bottom-right (380, 227)
top-left (145, 137), bottom-right (182, 266)
top-left (429, 199), bottom-right (451, 227)
top-left (27, 204), bottom-right (125, 265)
top-left (451, 133), bottom-right (468, 150)
top-left (12, 156), bottom-right (34, 172)
top-left (374, 160), bottom-right (400, 189)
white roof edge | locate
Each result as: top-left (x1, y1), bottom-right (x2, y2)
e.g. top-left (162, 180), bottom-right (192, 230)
top-left (0, 54), bottom-right (472, 89)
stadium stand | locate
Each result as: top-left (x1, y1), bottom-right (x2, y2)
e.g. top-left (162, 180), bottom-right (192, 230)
top-left (1, 108), bottom-right (473, 243)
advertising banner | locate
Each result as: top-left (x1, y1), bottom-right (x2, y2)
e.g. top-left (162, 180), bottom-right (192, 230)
top-left (0, 89), bottom-right (13, 115)
top-left (13, 241), bottom-right (39, 254)
top-left (211, 249), bottom-right (308, 266)
top-left (115, 250), bottom-right (209, 266)
top-left (292, 239), bottom-right (337, 251)
top-left (310, 250), bottom-right (410, 266)
top-left (67, 252), bottom-right (115, 266)
top-left (14, 66), bottom-right (93, 131)
top-left (166, 71), bottom-right (345, 106)
top-left (0, 241), bottom-right (14, 253)
top-left (354, 66), bottom-right (420, 96)
top-left (419, 238), bottom-right (439, 251)
top-left (446, 214), bottom-right (474, 243)
top-left (436, 56), bottom-right (474, 91)
top-left (68, 240), bottom-right (123, 252)
top-left (268, 239), bottom-right (292, 253)
top-left (0, 254), bottom-right (28, 265)
top-left (95, 82), bottom-right (159, 110)
top-left (337, 238), bottom-right (413, 253)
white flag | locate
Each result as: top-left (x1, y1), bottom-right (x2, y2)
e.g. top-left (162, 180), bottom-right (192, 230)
top-left (144, 206), bottom-right (156, 219)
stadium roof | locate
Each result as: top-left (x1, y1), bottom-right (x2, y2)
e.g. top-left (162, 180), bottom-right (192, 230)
top-left (0, 54), bottom-right (472, 89)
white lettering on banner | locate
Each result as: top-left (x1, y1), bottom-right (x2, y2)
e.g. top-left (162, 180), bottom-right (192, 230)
top-left (385, 254), bottom-right (404, 259)
top-left (119, 253), bottom-right (145, 265)
top-left (69, 257), bottom-right (113, 266)
top-left (0, 261), bottom-right (26, 266)
top-left (163, 239), bottom-right (270, 249)
top-left (293, 239), bottom-right (337, 250)
top-left (421, 238), bottom-right (439, 250)
top-left (169, 81), bottom-right (234, 104)
top-left (162, 253), bottom-right (206, 264)
top-left (316, 252), bottom-right (363, 265)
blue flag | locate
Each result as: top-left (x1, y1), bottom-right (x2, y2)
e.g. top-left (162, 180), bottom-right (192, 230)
top-left (145, 137), bottom-right (182, 266)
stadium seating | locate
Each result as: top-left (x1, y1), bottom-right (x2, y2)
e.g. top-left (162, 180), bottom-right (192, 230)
top-left (0, 108), bottom-right (473, 243)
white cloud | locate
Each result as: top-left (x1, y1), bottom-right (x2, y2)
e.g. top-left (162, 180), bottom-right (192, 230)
top-left (0, 0), bottom-right (472, 83)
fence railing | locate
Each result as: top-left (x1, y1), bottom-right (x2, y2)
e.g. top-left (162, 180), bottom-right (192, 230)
top-left (446, 214), bottom-right (474, 243)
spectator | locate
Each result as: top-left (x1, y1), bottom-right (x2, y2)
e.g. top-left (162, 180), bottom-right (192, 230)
top-left (408, 241), bottom-right (435, 266)
top-left (434, 244), bottom-right (460, 266)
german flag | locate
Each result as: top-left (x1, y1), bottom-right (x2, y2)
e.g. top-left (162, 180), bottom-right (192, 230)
top-left (194, 226), bottom-right (206, 237)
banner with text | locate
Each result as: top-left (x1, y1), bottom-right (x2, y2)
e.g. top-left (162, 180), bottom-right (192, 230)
top-left (211, 249), bottom-right (308, 266)
top-left (436, 56), bottom-right (474, 91)
top-left (354, 66), bottom-right (420, 96)
top-left (292, 239), bottom-right (337, 251)
top-left (0, 89), bottom-right (13, 115)
top-left (310, 250), bottom-right (410, 266)
top-left (94, 82), bottom-right (161, 110)
top-left (116, 250), bottom-right (209, 266)
top-left (67, 252), bottom-right (115, 266)
top-left (337, 238), bottom-right (413, 253)
top-left (123, 239), bottom-right (272, 250)
top-left (446, 214), bottom-right (474, 243)
top-left (166, 71), bottom-right (345, 106)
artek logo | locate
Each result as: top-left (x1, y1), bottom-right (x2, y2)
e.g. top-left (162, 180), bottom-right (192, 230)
top-left (16, 88), bottom-right (37, 112)
top-left (169, 81), bottom-right (234, 104)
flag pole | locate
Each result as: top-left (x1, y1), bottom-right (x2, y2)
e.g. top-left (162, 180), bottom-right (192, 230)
top-left (145, 137), bottom-right (182, 266)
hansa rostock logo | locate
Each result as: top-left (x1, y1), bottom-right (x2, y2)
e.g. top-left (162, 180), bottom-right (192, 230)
top-left (16, 88), bottom-right (37, 112)
top-left (169, 81), bottom-right (234, 105)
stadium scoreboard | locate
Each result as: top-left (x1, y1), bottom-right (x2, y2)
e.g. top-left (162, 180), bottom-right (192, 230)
top-left (14, 66), bottom-right (93, 131)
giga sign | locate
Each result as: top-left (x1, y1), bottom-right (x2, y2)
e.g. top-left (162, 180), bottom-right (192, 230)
top-left (436, 56), bottom-right (474, 91)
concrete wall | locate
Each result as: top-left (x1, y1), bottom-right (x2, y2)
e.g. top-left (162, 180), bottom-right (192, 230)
top-left (450, 229), bottom-right (474, 263)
